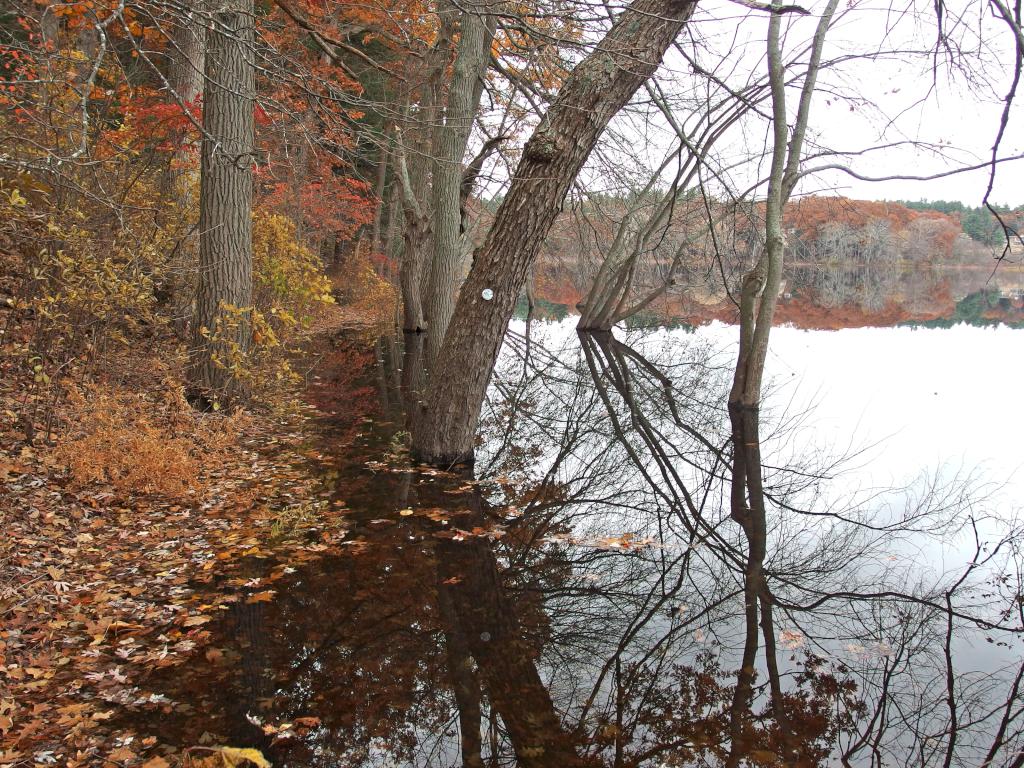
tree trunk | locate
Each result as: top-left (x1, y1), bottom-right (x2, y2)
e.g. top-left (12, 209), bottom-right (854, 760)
top-left (724, 3), bottom-right (838, 761)
top-left (411, 0), bottom-right (697, 465)
top-left (400, 211), bottom-right (430, 333)
top-left (370, 138), bottom-right (390, 255)
top-left (395, 128), bottom-right (431, 332)
top-left (394, 15), bottom-right (453, 334)
top-left (169, 6), bottom-right (206, 112)
top-left (162, 3), bottom-right (207, 337)
top-left (189, 0), bottom-right (255, 407)
top-left (729, 0), bottom-right (838, 408)
top-left (425, 2), bottom-right (496, 357)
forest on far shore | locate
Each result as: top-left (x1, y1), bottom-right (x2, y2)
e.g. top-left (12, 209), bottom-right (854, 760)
top-left (518, 194), bottom-right (1024, 328)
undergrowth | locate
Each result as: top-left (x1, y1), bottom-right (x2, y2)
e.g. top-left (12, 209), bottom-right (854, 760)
top-left (55, 381), bottom-right (245, 500)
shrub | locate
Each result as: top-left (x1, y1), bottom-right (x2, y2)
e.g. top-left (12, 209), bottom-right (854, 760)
top-left (55, 383), bottom-right (242, 500)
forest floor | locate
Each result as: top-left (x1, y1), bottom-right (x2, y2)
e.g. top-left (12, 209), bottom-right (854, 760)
top-left (0, 299), bottom-right (382, 767)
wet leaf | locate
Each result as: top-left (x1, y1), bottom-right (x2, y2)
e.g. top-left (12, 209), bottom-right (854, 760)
top-left (245, 591), bottom-right (276, 604)
top-left (214, 746), bottom-right (271, 767)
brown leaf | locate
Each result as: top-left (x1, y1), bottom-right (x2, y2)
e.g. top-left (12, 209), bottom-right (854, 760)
top-left (108, 746), bottom-right (137, 762)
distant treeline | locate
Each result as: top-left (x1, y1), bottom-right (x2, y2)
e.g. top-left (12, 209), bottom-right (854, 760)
top-left (894, 200), bottom-right (1022, 246)
top-left (906, 287), bottom-right (1024, 329)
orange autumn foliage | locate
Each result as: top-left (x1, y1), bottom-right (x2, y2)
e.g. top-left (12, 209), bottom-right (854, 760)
top-left (56, 382), bottom-right (244, 500)
top-left (786, 196), bottom-right (961, 248)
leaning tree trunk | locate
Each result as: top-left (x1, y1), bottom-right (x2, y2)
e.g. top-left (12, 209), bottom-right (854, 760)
top-left (189, 0), bottom-right (255, 407)
top-left (411, 0), bottom-right (697, 465)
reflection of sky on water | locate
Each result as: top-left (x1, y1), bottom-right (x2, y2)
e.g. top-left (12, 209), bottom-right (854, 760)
top-left (503, 316), bottom-right (1024, 646)
top-left (509, 317), bottom-right (1024, 523)
top-left (123, 321), bottom-right (1023, 767)
top-left (755, 322), bottom-right (1024, 507)
top-left (490, 318), bottom-right (1022, 765)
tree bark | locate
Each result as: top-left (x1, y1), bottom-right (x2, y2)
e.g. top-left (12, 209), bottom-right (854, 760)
top-left (425, 2), bottom-right (496, 357)
top-left (169, 5), bottom-right (207, 111)
top-left (411, 0), bottom-right (697, 465)
top-left (161, 3), bottom-right (207, 336)
top-left (189, 0), bottom-right (255, 407)
top-left (370, 137), bottom-right (390, 255)
top-left (396, 129), bottom-right (431, 332)
top-left (393, 13), bottom-right (454, 333)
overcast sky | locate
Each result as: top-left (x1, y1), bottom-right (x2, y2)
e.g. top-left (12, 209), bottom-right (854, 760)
top-left (693, 0), bottom-right (1024, 205)
top-left (476, 0), bottom-right (1022, 208)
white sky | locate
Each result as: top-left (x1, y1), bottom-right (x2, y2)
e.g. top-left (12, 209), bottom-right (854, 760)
top-left (559, 0), bottom-right (1024, 207)
top-left (805, 0), bottom-right (1023, 205)
top-left (692, 0), bottom-right (1024, 205)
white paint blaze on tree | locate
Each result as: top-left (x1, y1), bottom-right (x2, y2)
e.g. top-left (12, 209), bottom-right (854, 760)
top-left (411, 0), bottom-right (699, 465)
top-left (189, 0), bottom-right (255, 407)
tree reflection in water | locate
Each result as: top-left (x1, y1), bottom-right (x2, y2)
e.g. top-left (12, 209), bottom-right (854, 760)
top-left (132, 327), bottom-right (1024, 768)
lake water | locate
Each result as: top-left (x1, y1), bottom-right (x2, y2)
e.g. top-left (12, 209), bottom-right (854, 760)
top-left (511, 318), bottom-right (1024, 511)
top-left (116, 317), bottom-right (1024, 767)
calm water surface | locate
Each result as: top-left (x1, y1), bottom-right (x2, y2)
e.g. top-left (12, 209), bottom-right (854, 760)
top-left (119, 320), bottom-right (1024, 767)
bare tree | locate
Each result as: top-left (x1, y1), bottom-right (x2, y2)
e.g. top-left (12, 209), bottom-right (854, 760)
top-left (577, 70), bottom-right (767, 330)
top-left (724, 1), bottom-right (839, 761)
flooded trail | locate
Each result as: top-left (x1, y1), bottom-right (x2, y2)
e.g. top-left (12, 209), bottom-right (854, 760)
top-left (116, 331), bottom-right (583, 766)
top-left (110, 327), bottom-right (1024, 768)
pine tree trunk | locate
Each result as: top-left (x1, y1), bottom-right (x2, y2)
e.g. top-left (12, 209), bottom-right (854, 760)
top-left (411, 0), bottom-right (697, 465)
top-left (189, 0), bottom-right (255, 407)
